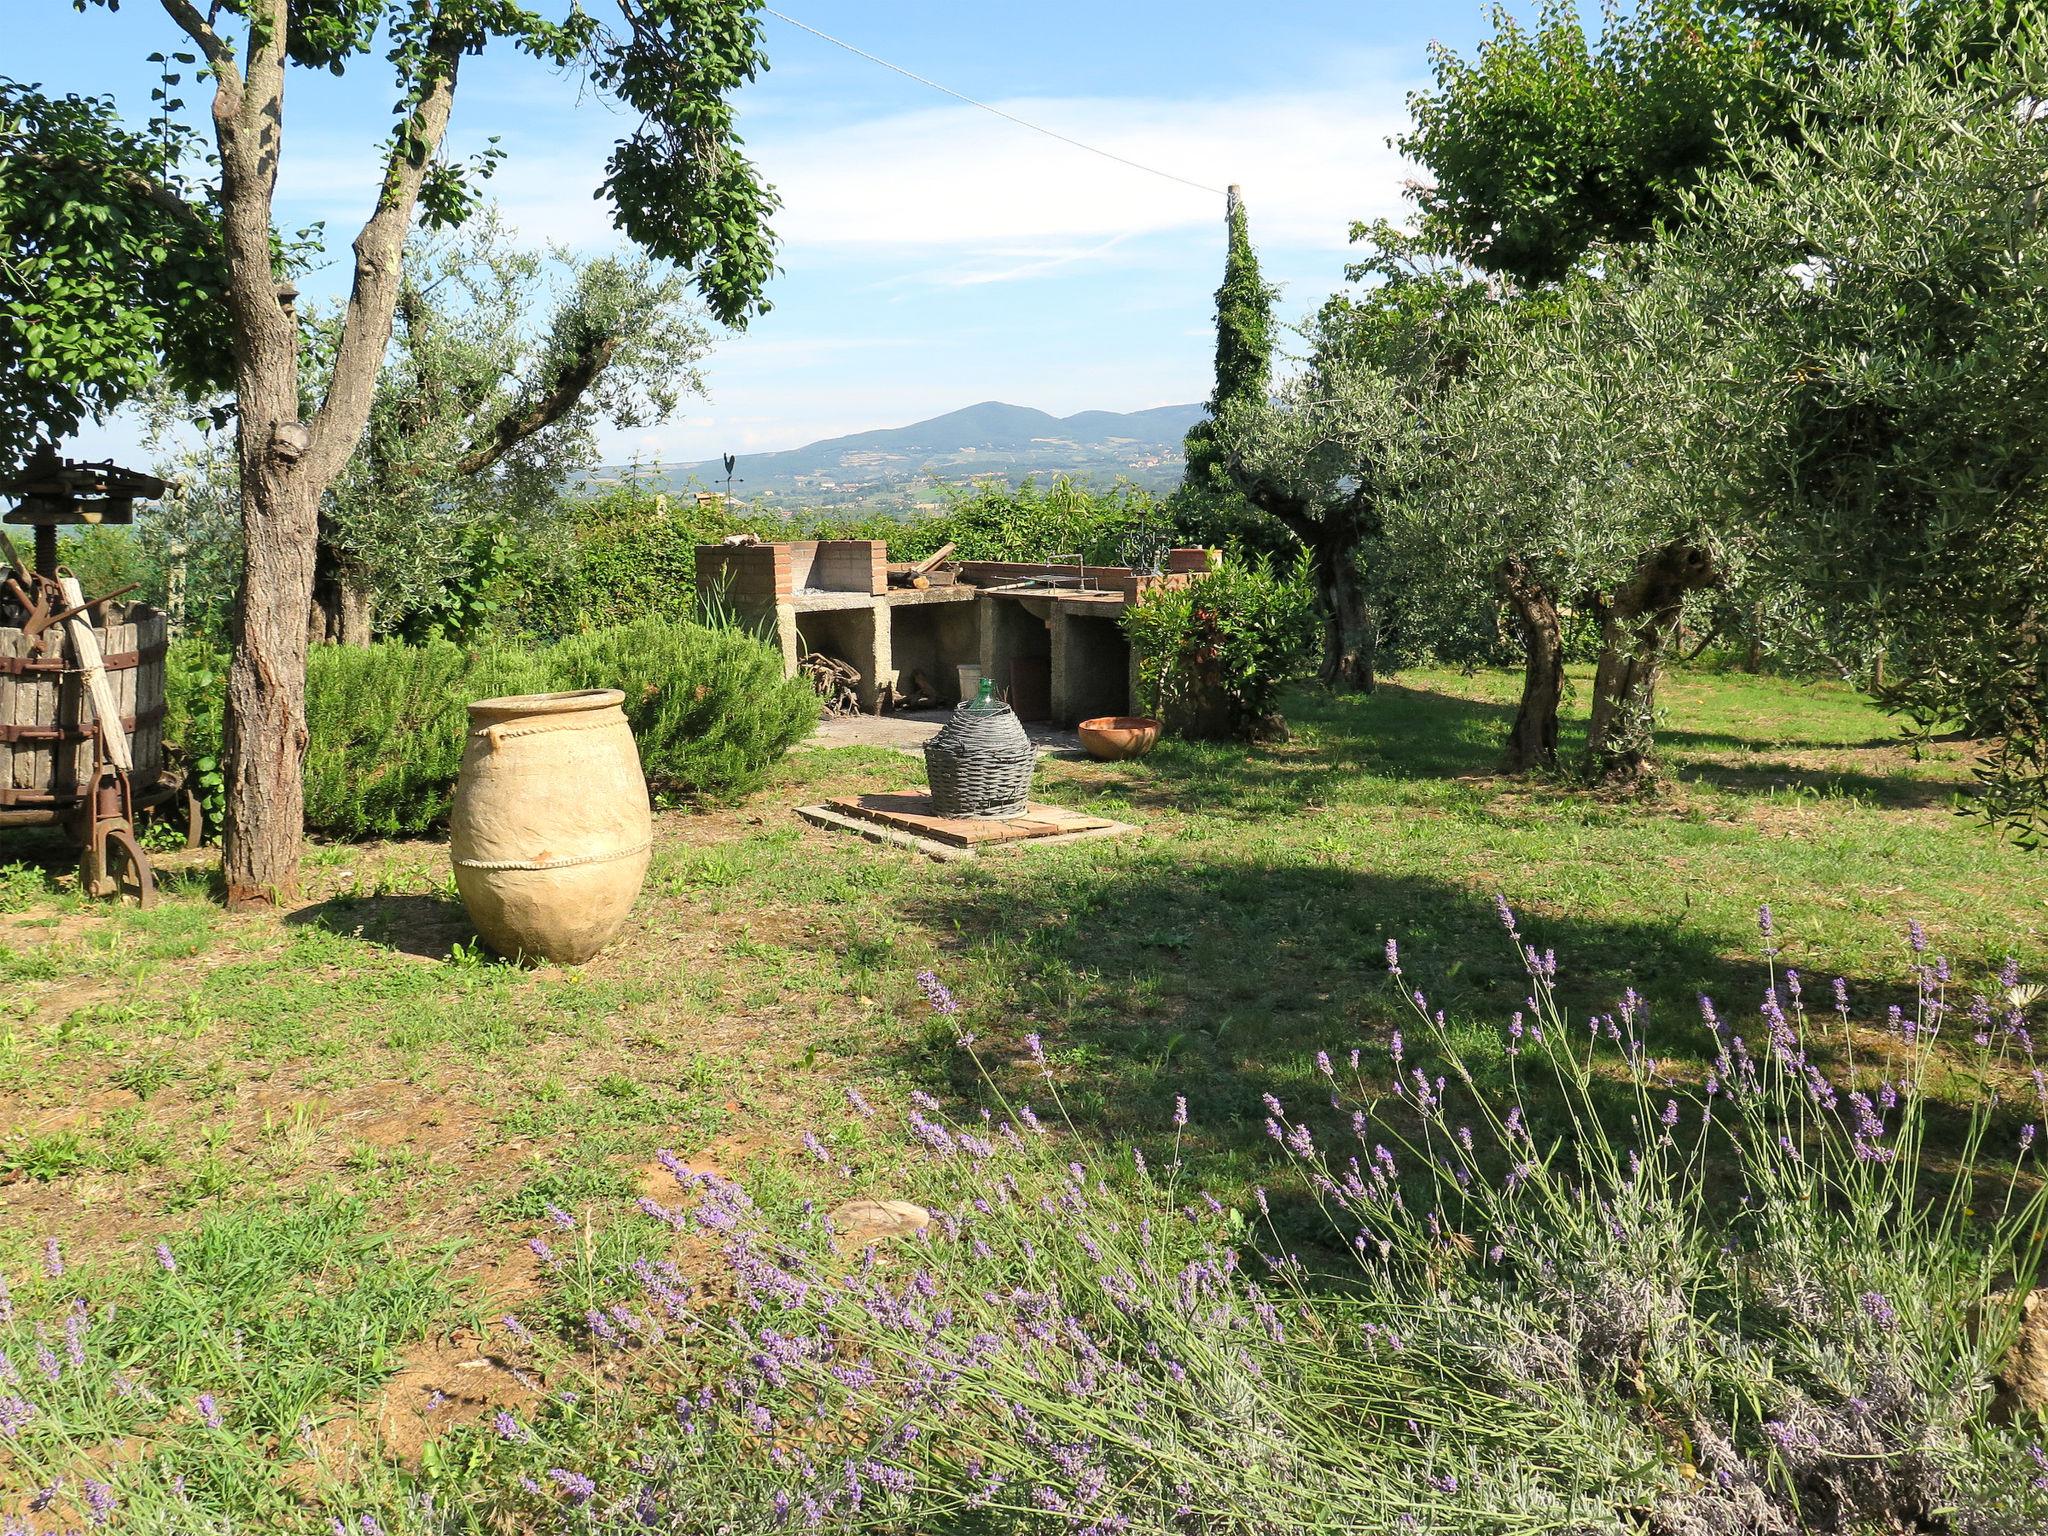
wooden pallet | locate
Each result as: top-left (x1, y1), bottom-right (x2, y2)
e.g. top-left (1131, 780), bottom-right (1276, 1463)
top-left (797, 792), bottom-right (1134, 860)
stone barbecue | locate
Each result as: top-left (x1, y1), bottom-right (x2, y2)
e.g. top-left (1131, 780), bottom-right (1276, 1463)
top-left (696, 540), bottom-right (1221, 725)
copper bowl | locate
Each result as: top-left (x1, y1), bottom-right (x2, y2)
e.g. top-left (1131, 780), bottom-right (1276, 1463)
top-left (1078, 715), bottom-right (1161, 762)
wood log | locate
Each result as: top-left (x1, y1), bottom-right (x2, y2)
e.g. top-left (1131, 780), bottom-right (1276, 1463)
top-left (57, 575), bottom-right (131, 771)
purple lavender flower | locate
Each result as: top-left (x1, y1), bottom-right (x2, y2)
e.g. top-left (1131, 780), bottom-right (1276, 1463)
top-left (845, 1085), bottom-right (874, 1118)
top-left (544, 1203), bottom-right (575, 1230)
top-left (1385, 938), bottom-right (1400, 971)
top-left (914, 970), bottom-right (958, 1015)
top-left (548, 1469), bottom-right (597, 1504)
top-left (1172, 1095), bottom-right (1187, 1129)
top-left (0, 1395), bottom-right (33, 1438)
top-left (83, 1480), bottom-right (115, 1527)
top-left (64, 1300), bottom-right (88, 1367)
top-left (1859, 1291), bottom-right (1899, 1333)
top-left (1908, 920), bottom-right (1928, 955)
top-left (494, 1410), bottom-right (527, 1443)
top-left (196, 1392), bottom-right (223, 1430)
top-left (41, 1238), bottom-right (62, 1280)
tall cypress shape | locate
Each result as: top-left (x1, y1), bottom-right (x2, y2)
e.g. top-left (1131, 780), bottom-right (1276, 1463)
top-left (1184, 186), bottom-right (1277, 491)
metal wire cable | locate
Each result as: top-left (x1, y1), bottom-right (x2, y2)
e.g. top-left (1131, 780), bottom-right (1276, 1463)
top-left (761, 7), bottom-right (1225, 197)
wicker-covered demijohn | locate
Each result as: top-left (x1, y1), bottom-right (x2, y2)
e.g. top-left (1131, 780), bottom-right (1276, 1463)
top-left (923, 700), bottom-right (1035, 819)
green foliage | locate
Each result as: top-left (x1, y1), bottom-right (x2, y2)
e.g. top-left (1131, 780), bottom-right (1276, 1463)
top-left (53, 526), bottom-right (155, 601)
top-left (297, 642), bottom-right (547, 841)
top-left (1400, 1), bottom-right (2022, 288)
top-left (524, 484), bottom-right (738, 637)
top-left (0, 76), bottom-right (230, 472)
top-left (1399, 0), bottom-right (1784, 285)
top-left (590, 0), bottom-right (781, 327)
top-left (1124, 556), bottom-right (1317, 737)
top-left (167, 618), bottom-right (814, 840)
top-left (164, 636), bottom-right (229, 832)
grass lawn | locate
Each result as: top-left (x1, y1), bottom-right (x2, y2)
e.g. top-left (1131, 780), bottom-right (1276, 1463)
top-left (2, 662), bottom-right (2044, 1485)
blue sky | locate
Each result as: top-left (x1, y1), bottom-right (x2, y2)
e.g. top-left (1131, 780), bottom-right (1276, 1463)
top-left (14, 2), bottom-right (1511, 468)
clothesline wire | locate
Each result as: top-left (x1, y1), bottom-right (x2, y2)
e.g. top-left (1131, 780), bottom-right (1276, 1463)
top-left (761, 7), bottom-right (1226, 198)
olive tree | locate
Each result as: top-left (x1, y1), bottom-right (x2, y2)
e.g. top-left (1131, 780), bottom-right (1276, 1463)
top-left (62, 0), bottom-right (777, 904)
top-left (1213, 257), bottom-right (1480, 693)
top-left (313, 214), bottom-right (713, 643)
top-left (1676, 21), bottom-right (2048, 840)
top-left (1393, 264), bottom-right (1764, 780)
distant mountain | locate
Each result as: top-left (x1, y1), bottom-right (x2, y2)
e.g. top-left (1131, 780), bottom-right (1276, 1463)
top-left (588, 400), bottom-right (1205, 513)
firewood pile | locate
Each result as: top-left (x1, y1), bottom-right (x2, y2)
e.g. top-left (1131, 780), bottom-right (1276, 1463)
top-left (800, 651), bottom-right (862, 716)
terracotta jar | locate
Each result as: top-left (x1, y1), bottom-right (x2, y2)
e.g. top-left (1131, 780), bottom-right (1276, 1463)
top-left (449, 689), bottom-right (651, 964)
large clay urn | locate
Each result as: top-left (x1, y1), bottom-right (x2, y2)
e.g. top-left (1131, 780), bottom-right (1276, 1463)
top-left (449, 690), bottom-right (652, 964)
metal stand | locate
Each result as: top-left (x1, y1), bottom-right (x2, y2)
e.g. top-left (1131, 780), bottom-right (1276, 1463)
top-left (77, 745), bottom-right (155, 906)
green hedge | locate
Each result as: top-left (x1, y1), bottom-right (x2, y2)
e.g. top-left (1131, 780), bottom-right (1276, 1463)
top-left (168, 618), bottom-right (816, 840)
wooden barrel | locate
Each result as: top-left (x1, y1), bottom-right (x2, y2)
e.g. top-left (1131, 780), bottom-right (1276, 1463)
top-left (0, 604), bottom-right (167, 809)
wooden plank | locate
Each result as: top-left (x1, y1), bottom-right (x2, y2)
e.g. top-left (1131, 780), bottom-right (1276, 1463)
top-left (57, 577), bottom-right (130, 772)
top-left (0, 629), bottom-right (17, 793)
top-left (138, 609), bottom-right (164, 786)
top-left (34, 631), bottom-right (55, 794)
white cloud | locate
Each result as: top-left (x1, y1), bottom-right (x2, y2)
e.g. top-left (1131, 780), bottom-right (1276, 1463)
top-left (759, 89), bottom-right (1416, 255)
top-left (312, 80), bottom-right (1424, 272)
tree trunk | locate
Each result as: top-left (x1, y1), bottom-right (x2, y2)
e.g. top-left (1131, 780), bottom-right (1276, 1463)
top-left (1313, 534), bottom-right (1375, 692)
top-left (1499, 558), bottom-right (1562, 774)
top-left (1584, 540), bottom-right (1717, 784)
top-left (223, 459), bottom-right (318, 906)
top-left (309, 530), bottom-right (375, 646)
top-left (181, 0), bottom-right (461, 905)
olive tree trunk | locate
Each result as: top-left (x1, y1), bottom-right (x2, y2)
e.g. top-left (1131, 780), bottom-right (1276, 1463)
top-left (178, 0), bottom-right (460, 903)
top-left (1584, 540), bottom-right (1717, 784)
top-left (1313, 530), bottom-right (1376, 692)
top-left (1226, 464), bottom-right (1379, 694)
top-left (1499, 557), bottom-right (1562, 774)
top-left (309, 522), bottom-right (376, 647)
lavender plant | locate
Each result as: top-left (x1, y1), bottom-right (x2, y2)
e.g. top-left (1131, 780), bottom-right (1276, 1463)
top-left (7, 920), bottom-right (2045, 1535)
top-left (443, 918), bottom-right (2048, 1533)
